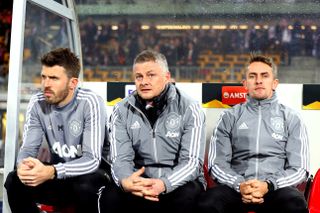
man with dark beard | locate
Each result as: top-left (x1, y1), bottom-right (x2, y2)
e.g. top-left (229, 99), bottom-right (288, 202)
top-left (5, 48), bottom-right (108, 213)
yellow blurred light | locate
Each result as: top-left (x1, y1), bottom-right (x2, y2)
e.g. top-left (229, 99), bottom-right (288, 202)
top-left (212, 25), bottom-right (227, 30)
top-left (239, 25), bottom-right (248, 30)
top-left (201, 25), bottom-right (211, 30)
top-left (229, 25), bottom-right (238, 29)
top-left (156, 25), bottom-right (192, 30)
top-left (141, 25), bottom-right (150, 30)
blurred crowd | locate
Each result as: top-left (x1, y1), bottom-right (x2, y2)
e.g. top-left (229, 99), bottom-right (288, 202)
top-left (3, 1), bottom-right (320, 75)
top-left (79, 17), bottom-right (320, 67)
top-left (7, 3), bottom-right (320, 72)
top-left (0, 8), bottom-right (11, 83)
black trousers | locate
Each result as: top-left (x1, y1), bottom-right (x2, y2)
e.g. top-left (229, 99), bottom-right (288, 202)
top-left (5, 169), bottom-right (109, 213)
top-left (100, 180), bottom-right (204, 213)
top-left (197, 184), bottom-right (308, 213)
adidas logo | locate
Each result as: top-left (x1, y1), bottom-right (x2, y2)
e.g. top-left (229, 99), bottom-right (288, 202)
top-left (130, 121), bottom-right (141, 129)
top-left (238, 122), bottom-right (248, 130)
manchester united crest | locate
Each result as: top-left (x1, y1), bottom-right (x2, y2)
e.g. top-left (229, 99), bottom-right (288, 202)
top-left (69, 120), bottom-right (82, 137)
top-left (270, 117), bottom-right (284, 134)
top-left (165, 112), bottom-right (181, 131)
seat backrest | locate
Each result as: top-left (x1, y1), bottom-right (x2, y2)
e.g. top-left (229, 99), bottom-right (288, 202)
top-left (309, 169), bottom-right (320, 213)
top-left (296, 173), bottom-right (314, 201)
top-left (203, 163), bottom-right (215, 188)
top-left (303, 174), bottom-right (314, 202)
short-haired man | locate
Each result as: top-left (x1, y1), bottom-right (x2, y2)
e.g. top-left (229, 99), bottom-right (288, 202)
top-left (101, 50), bottom-right (206, 213)
top-left (198, 55), bottom-right (309, 213)
top-left (5, 48), bottom-right (107, 213)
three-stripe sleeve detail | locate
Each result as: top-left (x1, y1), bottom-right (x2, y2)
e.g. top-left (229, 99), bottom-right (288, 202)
top-left (167, 103), bottom-right (202, 186)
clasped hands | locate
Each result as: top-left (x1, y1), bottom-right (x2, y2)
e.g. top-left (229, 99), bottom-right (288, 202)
top-left (17, 157), bottom-right (55, 187)
top-left (239, 179), bottom-right (269, 204)
top-left (121, 167), bottom-right (166, 202)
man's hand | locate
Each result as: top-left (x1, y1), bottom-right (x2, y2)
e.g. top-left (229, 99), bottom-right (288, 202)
top-left (240, 179), bottom-right (268, 204)
top-left (250, 179), bottom-right (268, 201)
top-left (240, 180), bottom-right (257, 203)
top-left (17, 157), bottom-right (55, 187)
top-left (141, 178), bottom-right (166, 201)
top-left (121, 167), bottom-right (149, 197)
top-left (121, 167), bottom-right (166, 201)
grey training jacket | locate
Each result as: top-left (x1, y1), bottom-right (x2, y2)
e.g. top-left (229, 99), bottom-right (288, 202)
top-left (208, 92), bottom-right (309, 192)
top-left (18, 87), bottom-right (107, 179)
top-left (109, 83), bottom-right (206, 193)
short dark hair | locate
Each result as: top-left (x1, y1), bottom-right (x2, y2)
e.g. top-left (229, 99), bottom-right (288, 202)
top-left (247, 54), bottom-right (278, 78)
top-left (40, 48), bottom-right (80, 78)
top-left (133, 50), bottom-right (169, 73)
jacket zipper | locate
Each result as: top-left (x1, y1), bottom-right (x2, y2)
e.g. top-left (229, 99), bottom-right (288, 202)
top-left (255, 103), bottom-right (262, 179)
top-left (129, 101), bottom-right (160, 174)
top-left (152, 126), bottom-right (159, 164)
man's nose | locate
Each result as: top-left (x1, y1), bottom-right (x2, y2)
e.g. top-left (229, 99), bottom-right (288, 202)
top-left (256, 75), bottom-right (262, 83)
top-left (42, 78), bottom-right (51, 87)
top-left (141, 76), bottom-right (150, 85)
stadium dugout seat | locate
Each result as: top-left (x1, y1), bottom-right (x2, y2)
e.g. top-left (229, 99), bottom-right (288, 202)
top-left (38, 204), bottom-right (75, 213)
top-left (309, 169), bottom-right (320, 213)
top-left (203, 162), bottom-right (317, 213)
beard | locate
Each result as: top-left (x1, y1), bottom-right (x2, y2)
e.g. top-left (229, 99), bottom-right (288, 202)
top-left (44, 85), bottom-right (70, 105)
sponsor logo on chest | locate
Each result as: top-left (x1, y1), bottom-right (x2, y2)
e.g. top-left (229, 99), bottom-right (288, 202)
top-left (52, 142), bottom-right (82, 158)
top-left (271, 117), bottom-right (285, 140)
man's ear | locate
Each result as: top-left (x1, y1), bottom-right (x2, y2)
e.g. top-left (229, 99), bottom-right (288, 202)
top-left (242, 79), bottom-right (247, 89)
top-left (69, 77), bottom-right (79, 90)
top-left (272, 78), bottom-right (279, 91)
top-left (165, 71), bottom-right (171, 82)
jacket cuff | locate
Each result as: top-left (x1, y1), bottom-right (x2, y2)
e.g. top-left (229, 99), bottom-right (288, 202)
top-left (266, 180), bottom-right (275, 192)
top-left (160, 177), bottom-right (172, 193)
top-left (54, 163), bottom-right (65, 179)
top-left (233, 176), bottom-right (245, 192)
top-left (234, 182), bottom-right (241, 192)
top-left (267, 178), bottom-right (278, 190)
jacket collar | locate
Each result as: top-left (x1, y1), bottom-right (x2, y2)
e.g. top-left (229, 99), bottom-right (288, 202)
top-left (128, 83), bottom-right (176, 106)
top-left (246, 91), bottom-right (278, 108)
top-left (52, 87), bottom-right (78, 111)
